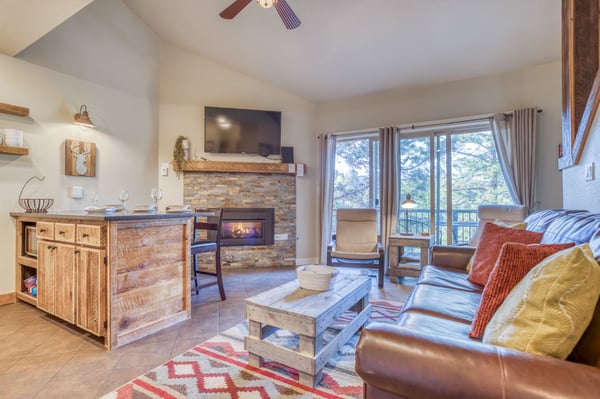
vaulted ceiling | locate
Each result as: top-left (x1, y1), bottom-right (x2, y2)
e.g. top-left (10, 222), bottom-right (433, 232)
top-left (1, 0), bottom-right (561, 102)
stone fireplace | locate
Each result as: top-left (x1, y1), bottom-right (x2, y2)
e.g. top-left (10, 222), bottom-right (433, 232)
top-left (183, 169), bottom-right (296, 268)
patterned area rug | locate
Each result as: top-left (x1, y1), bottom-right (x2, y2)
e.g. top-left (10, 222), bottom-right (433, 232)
top-left (100, 300), bottom-right (402, 399)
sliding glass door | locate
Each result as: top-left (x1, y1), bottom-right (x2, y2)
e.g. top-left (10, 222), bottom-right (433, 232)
top-left (400, 124), bottom-right (512, 245)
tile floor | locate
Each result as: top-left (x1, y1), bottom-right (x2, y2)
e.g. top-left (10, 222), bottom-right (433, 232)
top-left (0, 266), bottom-right (415, 399)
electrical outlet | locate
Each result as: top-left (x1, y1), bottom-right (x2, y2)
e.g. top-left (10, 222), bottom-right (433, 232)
top-left (585, 162), bottom-right (595, 181)
top-left (160, 163), bottom-right (169, 176)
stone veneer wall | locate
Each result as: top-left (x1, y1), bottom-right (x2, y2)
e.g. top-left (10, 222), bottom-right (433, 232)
top-left (183, 172), bottom-right (296, 268)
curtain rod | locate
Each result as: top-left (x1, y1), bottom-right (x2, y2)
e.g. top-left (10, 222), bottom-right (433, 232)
top-left (398, 108), bottom-right (543, 131)
top-left (320, 108), bottom-right (543, 137)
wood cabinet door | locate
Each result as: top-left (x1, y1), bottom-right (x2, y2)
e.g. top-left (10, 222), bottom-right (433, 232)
top-left (37, 240), bottom-right (55, 314)
top-left (54, 243), bottom-right (75, 324)
top-left (76, 247), bottom-right (106, 336)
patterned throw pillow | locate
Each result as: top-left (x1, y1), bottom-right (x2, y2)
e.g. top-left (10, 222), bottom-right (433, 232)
top-left (467, 223), bottom-right (543, 286)
top-left (469, 242), bottom-right (575, 339)
top-left (483, 244), bottom-right (600, 359)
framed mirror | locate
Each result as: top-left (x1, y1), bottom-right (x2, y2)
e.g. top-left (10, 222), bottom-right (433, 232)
top-left (559, 0), bottom-right (599, 170)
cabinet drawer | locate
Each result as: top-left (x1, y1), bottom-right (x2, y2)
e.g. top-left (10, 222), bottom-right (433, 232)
top-left (77, 224), bottom-right (105, 247)
top-left (36, 222), bottom-right (54, 240)
top-left (54, 223), bottom-right (76, 243)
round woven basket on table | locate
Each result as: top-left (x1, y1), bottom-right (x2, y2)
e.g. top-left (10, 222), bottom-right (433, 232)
top-left (296, 265), bottom-right (339, 291)
top-left (18, 176), bottom-right (54, 213)
top-left (18, 198), bottom-right (54, 213)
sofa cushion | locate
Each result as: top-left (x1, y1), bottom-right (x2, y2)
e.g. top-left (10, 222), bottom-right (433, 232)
top-left (570, 300), bottom-right (600, 366)
top-left (396, 311), bottom-right (471, 339)
top-left (418, 265), bottom-right (483, 293)
top-left (526, 209), bottom-right (600, 259)
top-left (467, 223), bottom-right (543, 286)
top-left (401, 283), bottom-right (481, 323)
top-left (483, 244), bottom-right (600, 359)
top-left (469, 242), bottom-right (575, 339)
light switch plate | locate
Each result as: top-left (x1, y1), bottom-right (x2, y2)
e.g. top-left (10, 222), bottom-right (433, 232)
top-left (585, 162), bottom-right (595, 181)
top-left (72, 186), bottom-right (84, 199)
top-left (160, 163), bottom-right (169, 176)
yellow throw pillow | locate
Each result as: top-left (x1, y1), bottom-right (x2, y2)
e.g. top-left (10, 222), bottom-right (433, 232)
top-left (482, 244), bottom-right (600, 359)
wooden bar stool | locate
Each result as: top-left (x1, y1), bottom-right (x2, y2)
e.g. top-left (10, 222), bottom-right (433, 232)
top-left (191, 208), bottom-right (226, 300)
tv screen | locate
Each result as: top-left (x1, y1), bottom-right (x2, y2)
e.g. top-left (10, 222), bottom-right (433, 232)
top-left (204, 106), bottom-right (281, 156)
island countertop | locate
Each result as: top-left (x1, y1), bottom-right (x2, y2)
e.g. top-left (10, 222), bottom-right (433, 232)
top-left (9, 210), bottom-right (198, 221)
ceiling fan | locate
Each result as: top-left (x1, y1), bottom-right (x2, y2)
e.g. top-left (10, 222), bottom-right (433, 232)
top-left (220, 0), bottom-right (301, 30)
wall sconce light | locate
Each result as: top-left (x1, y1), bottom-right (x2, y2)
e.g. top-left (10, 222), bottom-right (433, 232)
top-left (400, 193), bottom-right (417, 234)
top-left (73, 105), bottom-right (95, 128)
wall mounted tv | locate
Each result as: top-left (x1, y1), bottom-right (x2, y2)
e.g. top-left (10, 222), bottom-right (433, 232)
top-left (204, 106), bottom-right (282, 156)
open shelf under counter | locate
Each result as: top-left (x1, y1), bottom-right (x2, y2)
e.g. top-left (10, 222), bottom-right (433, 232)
top-left (180, 160), bottom-right (306, 175)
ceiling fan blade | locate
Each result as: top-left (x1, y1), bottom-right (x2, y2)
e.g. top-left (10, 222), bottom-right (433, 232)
top-left (220, 0), bottom-right (253, 19)
top-left (274, 0), bottom-right (301, 30)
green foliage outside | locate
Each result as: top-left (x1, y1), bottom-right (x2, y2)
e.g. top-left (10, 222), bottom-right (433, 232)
top-left (332, 130), bottom-right (512, 243)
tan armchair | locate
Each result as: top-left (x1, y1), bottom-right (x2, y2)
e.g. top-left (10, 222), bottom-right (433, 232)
top-left (327, 208), bottom-right (384, 288)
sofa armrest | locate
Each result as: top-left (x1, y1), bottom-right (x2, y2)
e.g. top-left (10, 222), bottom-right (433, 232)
top-left (356, 323), bottom-right (600, 399)
top-left (430, 245), bottom-right (475, 270)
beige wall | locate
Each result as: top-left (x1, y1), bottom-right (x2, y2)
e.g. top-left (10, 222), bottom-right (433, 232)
top-left (1, 0), bottom-right (570, 298)
top-left (157, 42), bottom-right (318, 265)
top-left (316, 61), bottom-right (564, 211)
top-left (0, 0), bottom-right (160, 296)
top-left (563, 115), bottom-right (600, 212)
top-left (17, 0), bottom-right (159, 100)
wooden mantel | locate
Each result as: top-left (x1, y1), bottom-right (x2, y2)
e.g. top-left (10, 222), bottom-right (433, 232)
top-left (181, 160), bottom-right (306, 175)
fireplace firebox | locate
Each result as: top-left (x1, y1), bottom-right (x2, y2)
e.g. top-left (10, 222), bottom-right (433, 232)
top-left (221, 208), bottom-right (274, 246)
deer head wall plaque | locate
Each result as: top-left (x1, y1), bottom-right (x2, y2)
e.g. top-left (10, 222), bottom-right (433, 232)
top-left (65, 139), bottom-right (96, 177)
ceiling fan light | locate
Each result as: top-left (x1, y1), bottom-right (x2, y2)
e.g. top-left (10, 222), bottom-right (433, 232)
top-left (256, 0), bottom-right (278, 9)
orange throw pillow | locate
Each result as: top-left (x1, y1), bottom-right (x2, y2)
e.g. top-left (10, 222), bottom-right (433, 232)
top-left (467, 223), bottom-right (543, 286)
top-left (469, 242), bottom-right (575, 338)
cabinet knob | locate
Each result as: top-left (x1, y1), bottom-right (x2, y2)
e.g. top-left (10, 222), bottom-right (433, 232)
top-left (40, 229), bottom-right (46, 233)
top-left (74, 249), bottom-right (80, 254)
top-left (58, 231), bottom-right (65, 235)
top-left (82, 233), bottom-right (89, 238)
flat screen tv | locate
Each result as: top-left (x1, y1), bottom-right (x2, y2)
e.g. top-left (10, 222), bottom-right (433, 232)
top-left (204, 106), bottom-right (281, 156)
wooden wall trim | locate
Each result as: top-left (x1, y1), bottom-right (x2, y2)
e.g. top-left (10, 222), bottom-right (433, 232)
top-left (560, 0), bottom-right (599, 170)
top-left (0, 292), bottom-right (17, 306)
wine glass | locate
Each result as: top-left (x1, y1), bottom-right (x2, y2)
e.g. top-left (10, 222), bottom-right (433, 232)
top-left (90, 191), bottom-right (100, 205)
top-left (118, 189), bottom-right (129, 210)
top-left (150, 187), bottom-right (162, 209)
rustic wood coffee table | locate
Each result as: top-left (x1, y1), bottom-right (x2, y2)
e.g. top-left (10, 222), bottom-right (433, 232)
top-left (244, 274), bottom-right (371, 386)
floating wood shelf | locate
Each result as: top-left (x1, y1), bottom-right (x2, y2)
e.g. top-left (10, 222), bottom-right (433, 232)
top-left (0, 102), bottom-right (30, 117)
top-left (181, 160), bottom-right (306, 175)
top-left (0, 145), bottom-right (28, 155)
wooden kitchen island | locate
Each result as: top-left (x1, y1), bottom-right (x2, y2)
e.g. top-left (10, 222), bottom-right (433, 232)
top-left (11, 210), bottom-right (194, 350)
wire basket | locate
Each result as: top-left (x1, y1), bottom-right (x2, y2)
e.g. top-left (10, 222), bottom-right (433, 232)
top-left (18, 176), bottom-right (54, 213)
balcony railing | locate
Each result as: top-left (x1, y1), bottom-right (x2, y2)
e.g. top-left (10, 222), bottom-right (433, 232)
top-left (332, 208), bottom-right (479, 246)
top-left (400, 208), bottom-right (478, 245)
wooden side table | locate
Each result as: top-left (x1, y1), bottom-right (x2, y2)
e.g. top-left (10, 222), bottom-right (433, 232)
top-left (388, 234), bottom-right (434, 281)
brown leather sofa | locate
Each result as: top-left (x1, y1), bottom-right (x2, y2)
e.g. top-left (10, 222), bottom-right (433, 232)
top-left (356, 209), bottom-right (600, 399)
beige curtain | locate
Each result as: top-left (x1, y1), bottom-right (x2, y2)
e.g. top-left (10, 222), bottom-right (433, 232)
top-left (490, 108), bottom-right (538, 210)
top-left (318, 134), bottom-right (337, 263)
top-left (379, 127), bottom-right (399, 271)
